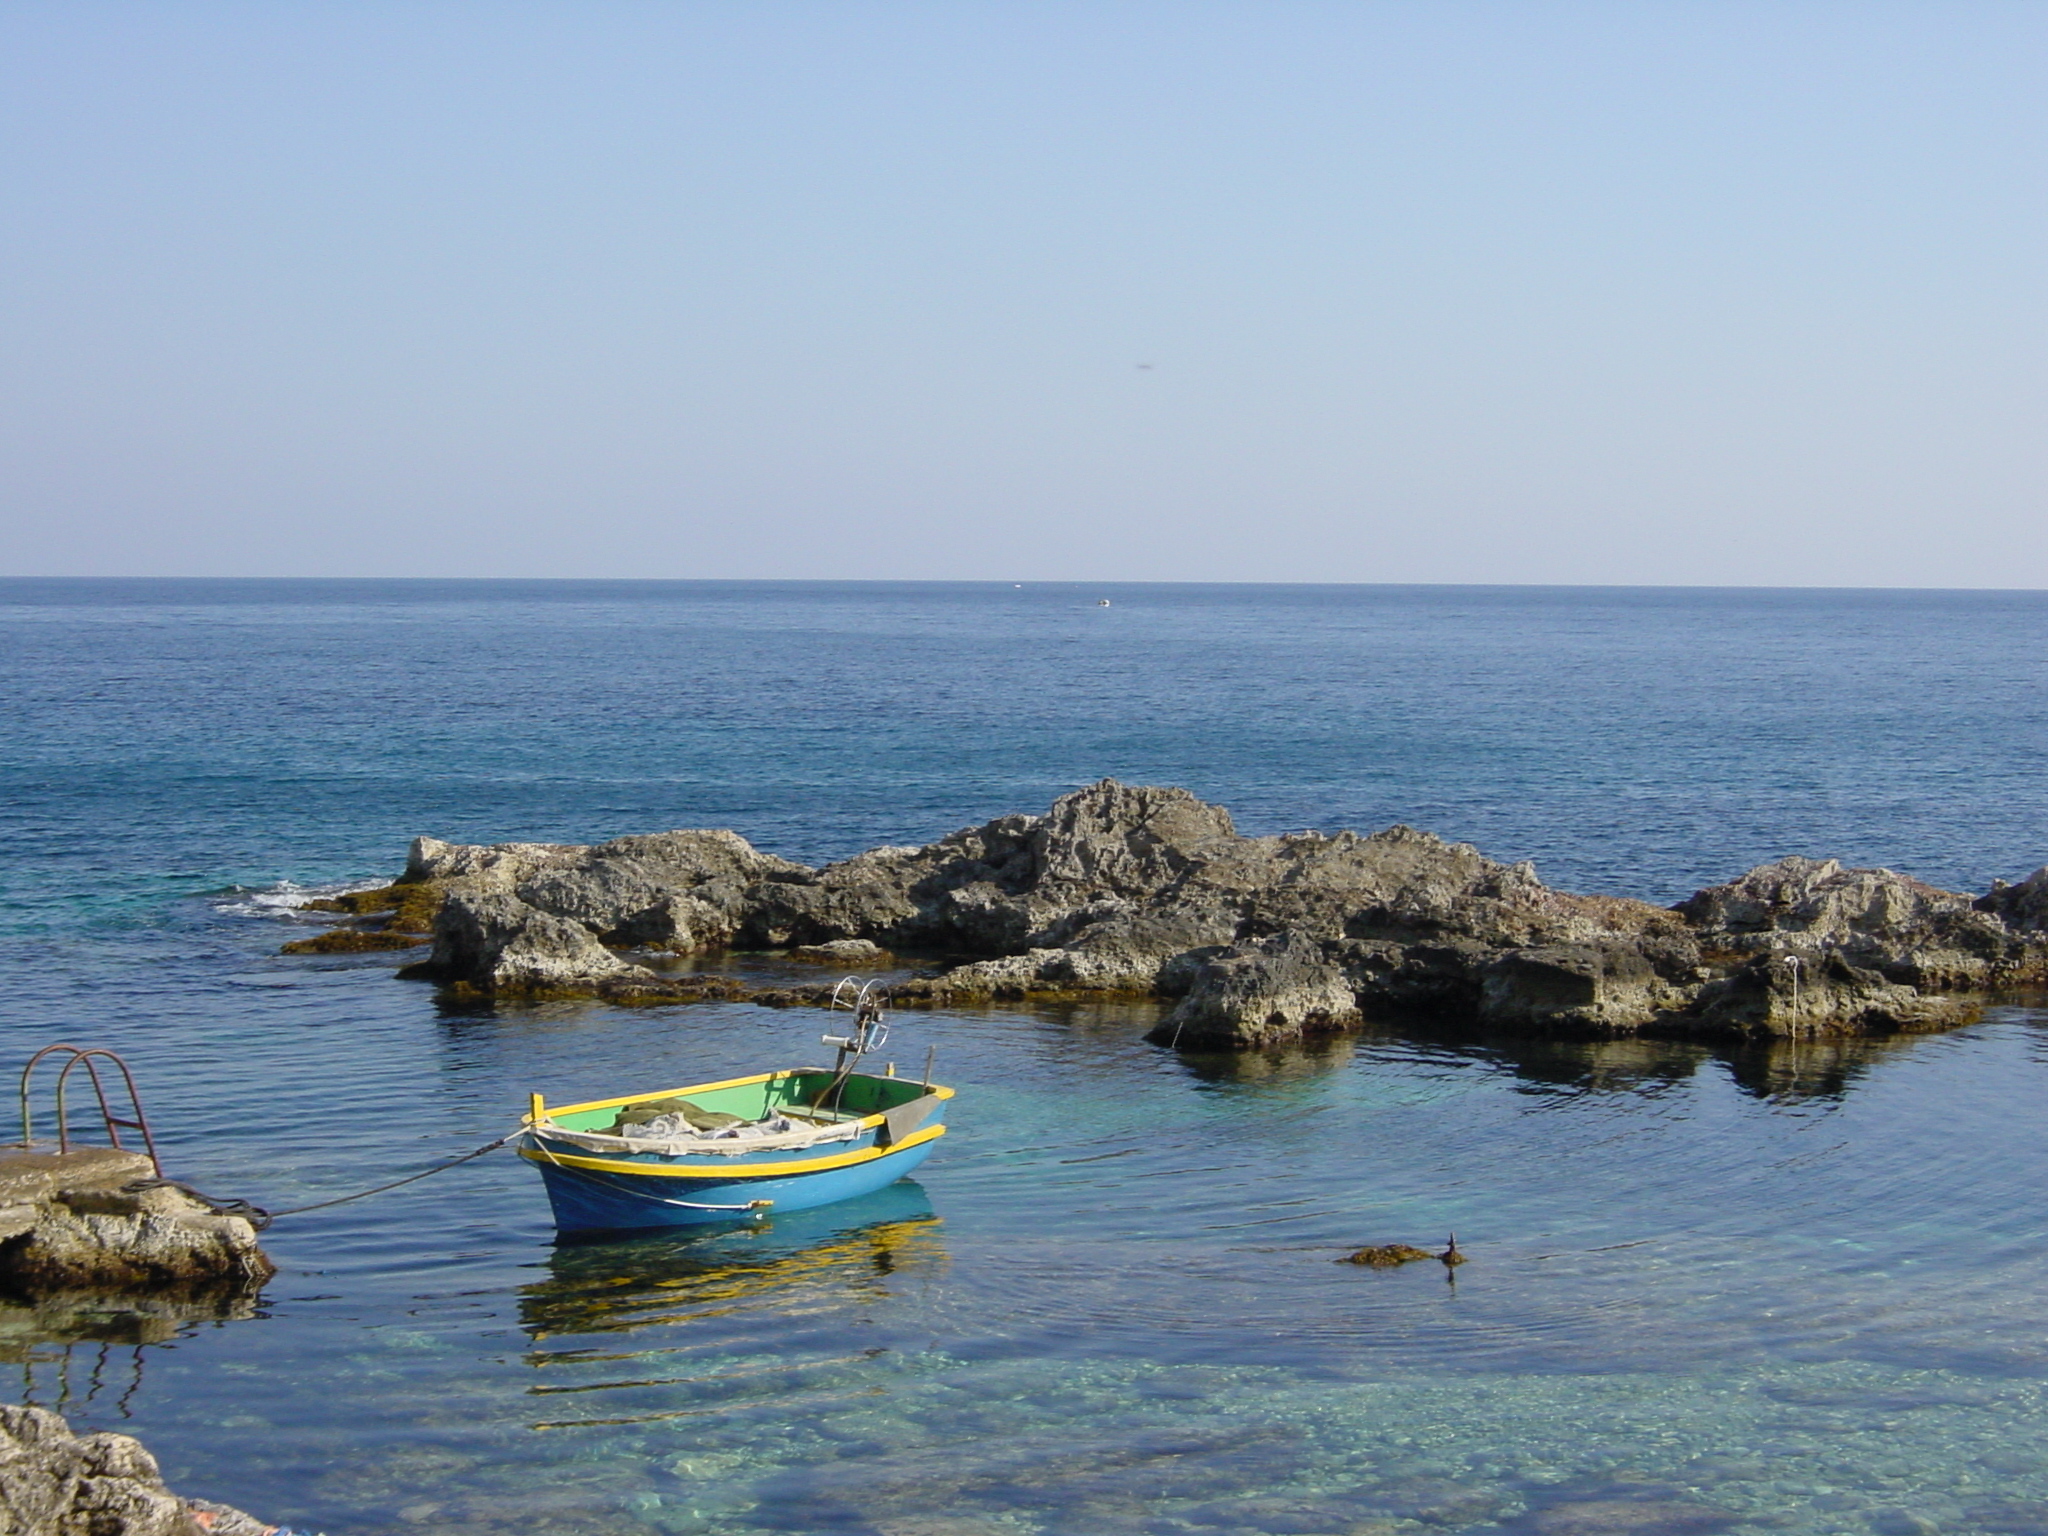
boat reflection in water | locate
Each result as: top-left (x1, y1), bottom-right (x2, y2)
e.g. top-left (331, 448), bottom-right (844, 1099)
top-left (517, 1180), bottom-right (944, 1348)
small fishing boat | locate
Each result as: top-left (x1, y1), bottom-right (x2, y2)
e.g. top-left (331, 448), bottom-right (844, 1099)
top-left (516, 982), bottom-right (951, 1235)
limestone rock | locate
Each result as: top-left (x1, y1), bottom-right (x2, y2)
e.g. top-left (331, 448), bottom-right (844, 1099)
top-left (740, 866), bottom-right (923, 949)
top-left (1341, 1244), bottom-right (1436, 1266)
top-left (405, 891), bottom-right (654, 992)
top-left (930, 903), bottom-right (1241, 999)
top-left (515, 859), bottom-right (693, 937)
top-left (312, 780), bottom-right (2048, 1048)
top-left (1027, 780), bottom-right (1236, 892)
top-left (1147, 932), bottom-right (1361, 1048)
top-left (1977, 865), bottom-right (2048, 932)
top-left (514, 830), bottom-right (799, 946)
top-left (1479, 943), bottom-right (1688, 1034)
top-left (1676, 856), bottom-right (2026, 989)
top-left (785, 938), bottom-right (894, 966)
top-left (3, 1203), bottom-right (273, 1296)
top-left (404, 834), bottom-right (584, 891)
top-left (747, 784), bottom-right (1240, 954)
top-left (0, 1148), bottom-right (274, 1298)
top-left (1679, 856), bottom-right (1953, 939)
top-left (0, 1402), bottom-right (272, 1536)
top-left (1688, 950), bottom-right (1979, 1038)
top-left (603, 892), bottom-right (738, 951)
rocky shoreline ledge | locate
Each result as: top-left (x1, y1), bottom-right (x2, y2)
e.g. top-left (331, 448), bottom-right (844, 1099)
top-left (0, 1403), bottom-right (273, 1535)
top-left (0, 1148), bottom-right (274, 1300)
top-left (287, 781), bottom-right (2048, 1049)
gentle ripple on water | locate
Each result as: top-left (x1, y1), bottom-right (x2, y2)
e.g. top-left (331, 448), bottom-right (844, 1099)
top-left (6, 581), bottom-right (2048, 1535)
top-left (11, 895), bottom-right (2048, 1535)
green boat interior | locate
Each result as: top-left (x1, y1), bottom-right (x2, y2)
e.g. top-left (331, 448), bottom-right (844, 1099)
top-left (533, 1070), bottom-right (948, 1153)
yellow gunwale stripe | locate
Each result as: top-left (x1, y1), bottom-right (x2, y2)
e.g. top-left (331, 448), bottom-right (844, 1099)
top-left (523, 1072), bottom-right (955, 1130)
top-left (518, 1122), bottom-right (945, 1179)
top-left (534, 1069), bottom-right (789, 1122)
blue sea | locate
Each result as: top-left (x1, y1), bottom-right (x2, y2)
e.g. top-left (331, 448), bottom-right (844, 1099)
top-left (4, 579), bottom-right (2048, 1536)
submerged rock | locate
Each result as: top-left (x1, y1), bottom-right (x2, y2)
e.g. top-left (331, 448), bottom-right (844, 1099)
top-left (1358, 1476), bottom-right (1507, 1525)
top-left (1524, 1499), bottom-right (1736, 1536)
top-left (294, 780), bottom-right (2048, 1049)
top-left (786, 938), bottom-right (895, 966)
top-left (0, 1402), bottom-right (274, 1535)
top-left (1340, 1244), bottom-right (1437, 1267)
top-left (284, 878), bottom-right (442, 953)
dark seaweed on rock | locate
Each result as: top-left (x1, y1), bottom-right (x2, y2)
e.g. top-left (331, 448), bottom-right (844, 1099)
top-left (292, 780), bottom-right (2048, 1049)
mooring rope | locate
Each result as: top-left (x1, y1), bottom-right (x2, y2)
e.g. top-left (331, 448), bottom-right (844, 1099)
top-left (122, 1131), bottom-right (520, 1230)
top-left (118, 1179), bottom-right (277, 1231)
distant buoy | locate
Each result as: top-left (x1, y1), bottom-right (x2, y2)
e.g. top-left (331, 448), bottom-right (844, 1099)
top-left (1098, 599), bottom-right (1111, 607)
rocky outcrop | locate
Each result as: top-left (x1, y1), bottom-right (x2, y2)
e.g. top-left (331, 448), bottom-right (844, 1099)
top-left (0, 1149), bottom-right (273, 1300)
top-left (1154, 933), bottom-right (1361, 1048)
top-left (1688, 950), bottom-right (1979, 1035)
top-left (499, 831), bottom-right (799, 948)
top-left (0, 1402), bottom-right (272, 1535)
top-left (1477, 942), bottom-right (1691, 1035)
top-left (1977, 865), bottom-right (2048, 934)
top-left (295, 781), bottom-right (2048, 1049)
top-left (418, 892), bottom-right (654, 991)
top-left (1675, 855), bottom-right (2030, 990)
top-left (388, 830), bottom-right (809, 992)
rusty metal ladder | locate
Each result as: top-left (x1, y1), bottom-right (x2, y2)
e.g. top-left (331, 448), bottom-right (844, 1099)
top-left (16, 1044), bottom-right (163, 1178)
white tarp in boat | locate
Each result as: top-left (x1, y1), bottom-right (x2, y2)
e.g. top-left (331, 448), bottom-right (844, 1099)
top-left (536, 1112), bottom-right (864, 1158)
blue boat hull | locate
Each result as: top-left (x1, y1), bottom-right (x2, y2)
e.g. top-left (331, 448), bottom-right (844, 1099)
top-left (529, 1133), bottom-right (942, 1234)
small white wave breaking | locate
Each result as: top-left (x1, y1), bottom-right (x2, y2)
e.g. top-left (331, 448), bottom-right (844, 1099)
top-left (212, 880), bottom-right (377, 921)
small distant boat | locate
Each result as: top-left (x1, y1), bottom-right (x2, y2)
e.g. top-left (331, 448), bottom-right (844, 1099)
top-left (517, 983), bottom-right (951, 1235)
top-left (1097, 598), bottom-right (1112, 606)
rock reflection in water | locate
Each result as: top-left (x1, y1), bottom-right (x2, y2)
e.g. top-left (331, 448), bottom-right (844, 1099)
top-left (0, 1286), bottom-right (262, 1358)
top-left (0, 1288), bottom-right (260, 1419)
top-left (1172, 1035), bottom-right (1359, 1085)
top-left (1716, 1031), bottom-right (1932, 1102)
top-left (1160, 1021), bottom-right (1945, 1107)
top-left (1489, 1035), bottom-right (1711, 1099)
top-left (1392, 1024), bottom-right (1942, 1104)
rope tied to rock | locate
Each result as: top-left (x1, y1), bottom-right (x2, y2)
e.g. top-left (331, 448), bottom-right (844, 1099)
top-left (120, 1178), bottom-right (277, 1230)
top-left (122, 1131), bottom-right (520, 1230)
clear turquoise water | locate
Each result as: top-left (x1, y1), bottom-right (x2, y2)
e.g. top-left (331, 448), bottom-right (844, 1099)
top-left (4, 580), bottom-right (2048, 1536)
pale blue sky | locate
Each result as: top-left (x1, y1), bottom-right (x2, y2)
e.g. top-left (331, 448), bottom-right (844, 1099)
top-left (4, 2), bottom-right (2044, 584)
